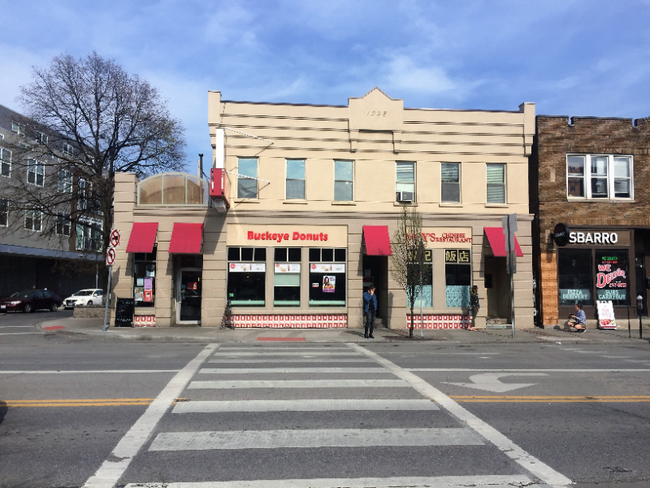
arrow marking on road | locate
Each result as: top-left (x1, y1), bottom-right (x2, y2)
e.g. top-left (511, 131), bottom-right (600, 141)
top-left (443, 373), bottom-right (548, 392)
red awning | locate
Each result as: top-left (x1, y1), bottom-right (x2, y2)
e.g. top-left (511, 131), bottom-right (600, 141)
top-left (126, 223), bottom-right (158, 253)
top-left (363, 225), bottom-right (392, 256)
top-left (169, 223), bottom-right (204, 254)
top-left (484, 227), bottom-right (523, 257)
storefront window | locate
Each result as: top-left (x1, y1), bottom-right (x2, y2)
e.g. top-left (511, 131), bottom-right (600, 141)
top-left (558, 249), bottom-right (593, 305)
top-left (227, 247), bottom-right (266, 306)
top-left (445, 249), bottom-right (471, 307)
top-left (133, 248), bottom-right (156, 307)
top-left (413, 249), bottom-right (433, 308)
top-left (309, 248), bottom-right (346, 306)
top-left (274, 248), bottom-right (301, 306)
top-left (595, 250), bottom-right (629, 305)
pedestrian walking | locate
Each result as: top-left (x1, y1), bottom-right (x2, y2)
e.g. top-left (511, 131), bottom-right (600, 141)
top-left (363, 286), bottom-right (377, 339)
top-left (469, 285), bottom-right (479, 331)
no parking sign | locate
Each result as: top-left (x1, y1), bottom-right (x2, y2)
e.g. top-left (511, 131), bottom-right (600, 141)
top-left (110, 229), bottom-right (121, 248)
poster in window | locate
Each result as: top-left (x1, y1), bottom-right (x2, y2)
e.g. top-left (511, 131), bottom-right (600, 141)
top-left (144, 277), bottom-right (153, 290)
top-left (322, 275), bottom-right (336, 293)
top-left (144, 289), bottom-right (152, 302)
top-left (134, 287), bottom-right (144, 302)
top-left (595, 251), bottom-right (628, 304)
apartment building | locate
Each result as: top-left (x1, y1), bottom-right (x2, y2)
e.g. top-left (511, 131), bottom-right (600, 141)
top-left (110, 89), bottom-right (535, 329)
top-left (0, 103), bottom-right (101, 298)
top-left (531, 115), bottom-right (650, 327)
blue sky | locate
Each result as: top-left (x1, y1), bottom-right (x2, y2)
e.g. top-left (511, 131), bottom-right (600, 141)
top-left (1, 0), bottom-right (650, 173)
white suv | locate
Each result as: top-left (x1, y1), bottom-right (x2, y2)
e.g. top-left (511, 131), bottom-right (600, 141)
top-left (63, 289), bottom-right (104, 309)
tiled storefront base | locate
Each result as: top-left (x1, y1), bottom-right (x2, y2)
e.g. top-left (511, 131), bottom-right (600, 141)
top-left (134, 315), bottom-right (156, 327)
top-left (226, 314), bottom-right (348, 328)
top-left (406, 314), bottom-right (470, 329)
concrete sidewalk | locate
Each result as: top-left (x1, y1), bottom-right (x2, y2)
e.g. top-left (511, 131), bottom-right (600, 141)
top-left (36, 315), bottom-right (650, 345)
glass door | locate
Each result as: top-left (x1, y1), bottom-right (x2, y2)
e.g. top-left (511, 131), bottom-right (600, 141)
top-left (177, 268), bottom-right (202, 324)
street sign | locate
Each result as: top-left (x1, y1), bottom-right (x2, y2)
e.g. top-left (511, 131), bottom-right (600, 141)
top-left (110, 229), bottom-right (121, 248)
top-left (106, 247), bottom-right (116, 266)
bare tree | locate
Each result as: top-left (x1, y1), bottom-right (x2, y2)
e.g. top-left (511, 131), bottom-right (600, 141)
top-left (391, 206), bottom-right (425, 339)
top-left (9, 52), bottom-right (186, 253)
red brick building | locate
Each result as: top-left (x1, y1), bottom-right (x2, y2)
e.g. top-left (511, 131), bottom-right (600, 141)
top-left (531, 115), bottom-right (650, 327)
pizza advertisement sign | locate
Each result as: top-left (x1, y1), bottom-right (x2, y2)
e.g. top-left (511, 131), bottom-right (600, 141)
top-left (596, 300), bottom-right (617, 329)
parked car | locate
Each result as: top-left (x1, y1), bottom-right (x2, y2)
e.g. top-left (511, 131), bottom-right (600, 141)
top-left (63, 289), bottom-right (104, 309)
top-left (0, 289), bottom-right (62, 313)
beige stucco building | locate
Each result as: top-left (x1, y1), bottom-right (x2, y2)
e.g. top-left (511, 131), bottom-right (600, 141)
top-left (110, 88), bottom-right (535, 330)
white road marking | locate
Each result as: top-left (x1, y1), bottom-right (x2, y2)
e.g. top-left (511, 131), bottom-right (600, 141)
top-left (82, 344), bottom-right (218, 488)
top-left (444, 373), bottom-right (548, 393)
top-left (350, 344), bottom-right (573, 488)
top-left (217, 347), bottom-right (349, 352)
top-left (213, 351), bottom-right (361, 357)
top-left (189, 379), bottom-right (409, 389)
top-left (0, 370), bottom-right (180, 374)
top-left (149, 427), bottom-right (484, 451)
top-left (0, 332), bottom-right (42, 336)
top-left (124, 474), bottom-right (535, 488)
top-left (172, 399), bottom-right (439, 413)
top-left (208, 358), bottom-right (374, 363)
top-left (408, 368), bottom-right (650, 373)
top-left (0, 325), bottom-right (35, 328)
top-left (199, 367), bottom-right (387, 374)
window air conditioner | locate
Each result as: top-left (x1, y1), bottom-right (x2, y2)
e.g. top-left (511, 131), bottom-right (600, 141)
top-left (396, 191), bottom-right (414, 202)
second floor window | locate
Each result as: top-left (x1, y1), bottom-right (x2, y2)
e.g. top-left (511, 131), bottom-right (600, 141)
top-left (56, 212), bottom-right (71, 236)
top-left (441, 163), bottom-right (460, 203)
top-left (334, 160), bottom-right (353, 201)
top-left (237, 158), bottom-right (258, 199)
top-left (25, 208), bottom-right (42, 232)
top-left (396, 161), bottom-right (415, 203)
top-left (0, 147), bottom-right (11, 177)
top-left (486, 163), bottom-right (506, 204)
top-left (567, 154), bottom-right (632, 199)
top-left (0, 199), bottom-right (7, 227)
top-left (76, 220), bottom-right (103, 251)
top-left (286, 159), bottom-right (305, 199)
top-left (58, 169), bottom-right (73, 193)
top-left (27, 159), bottom-right (45, 187)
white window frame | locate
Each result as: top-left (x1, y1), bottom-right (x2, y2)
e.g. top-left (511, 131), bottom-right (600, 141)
top-left (27, 159), bottom-right (45, 187)
top-left (56, 212), bottom-right (71, 236)
top-left (334, 160), bottom-right (354, 202)
top-left (441, 162), bottom-right (461, 203)
top-left (237, 157), bottom-right (258, 199)
top-left (11, 121), bottom-right (24, 135)
top-left (0, 146), bottom-right (11, 178)
top-left (486, 163), bottom-right (506, 204)
top-left (58, 168), bottom-right (73, 193)
top-left (396, 161), bottom-right (416, 202)
top-left (286, 159), bottom-right (306, 200)
top-left (76, 218), bottom-right (103, 251)
top-left (25, 208), bottom-right (42, 232)
top-left (566, 154), bottom-right (634, 200)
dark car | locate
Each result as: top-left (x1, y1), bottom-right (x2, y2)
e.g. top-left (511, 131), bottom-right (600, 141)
top-left (0, 289), bottom-right (62, 313)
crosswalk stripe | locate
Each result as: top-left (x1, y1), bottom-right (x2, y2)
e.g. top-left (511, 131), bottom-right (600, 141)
top-left (172, 399), bottom-right (439, 413)
top-left (124, 474), bottom-right (534, 488)
top-left (208, 358), bottom-right (374, 364)
top-left (188, 379), bottom-right (409, 389)
top-left (212, 352), bottom-right (361, 357)
top-left (199, 367), bottom-right (387, 374)
top-left (216, 347), bottom-right (350, 352)
top-left (149, 427), bottom-right (484, 451)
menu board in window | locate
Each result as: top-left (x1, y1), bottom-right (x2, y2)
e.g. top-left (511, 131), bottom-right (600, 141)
top-left (595, 250), bottom-right (628, 305)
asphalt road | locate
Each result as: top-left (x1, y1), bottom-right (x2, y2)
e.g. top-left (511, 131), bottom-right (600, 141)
top-left (0, 317), bottom-right (649, 488)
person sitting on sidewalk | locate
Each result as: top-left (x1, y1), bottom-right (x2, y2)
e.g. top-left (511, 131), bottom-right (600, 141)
top-left (567, 302), bottom-right (587, 333)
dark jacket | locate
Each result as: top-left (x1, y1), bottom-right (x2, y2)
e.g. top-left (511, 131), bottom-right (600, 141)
top-left (363, 291), bottom-right (377, 313)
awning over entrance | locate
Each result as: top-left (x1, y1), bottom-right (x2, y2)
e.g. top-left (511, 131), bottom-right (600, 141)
top-left (126, 222), bottom-right (158, 253)
top-left (484, 227), bottom-right (523, 257)
top-left (363, 225), bottom-right (392, 256)
top-left (169, 223), bottom-right (204, 254)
